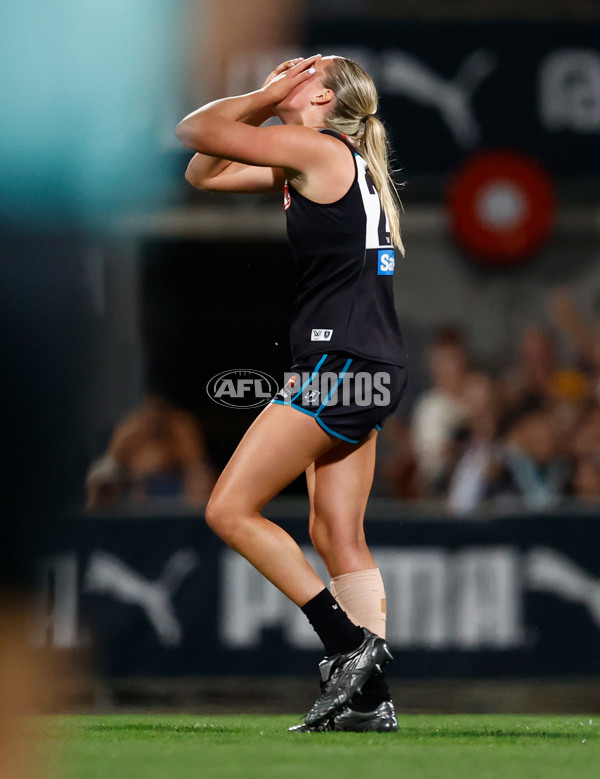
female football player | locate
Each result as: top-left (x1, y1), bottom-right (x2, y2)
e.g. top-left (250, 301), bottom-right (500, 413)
top-left (176, 54), bottom-right (408, 731)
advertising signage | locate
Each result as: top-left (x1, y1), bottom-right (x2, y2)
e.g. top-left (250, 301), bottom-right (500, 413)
top-left (34, 512), bottom-right (600, 679)
top-left (306, 22), bottom-right (600, 177)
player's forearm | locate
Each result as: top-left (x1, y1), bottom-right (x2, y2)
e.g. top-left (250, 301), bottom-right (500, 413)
top-left (184, 153), bottom-right (230, 189)
top-left (182, 94), bottom-right (274, 188)
top-left (175, 90), bottom-right (274, 150)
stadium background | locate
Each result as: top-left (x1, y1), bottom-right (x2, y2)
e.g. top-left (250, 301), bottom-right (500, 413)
top-left (2, 0), bottom-right (600, 718)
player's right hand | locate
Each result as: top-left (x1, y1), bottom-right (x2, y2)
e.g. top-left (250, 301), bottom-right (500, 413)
top-left (260, 54), bottom-right (322, 105)
top-left (261, 58), bottom-right (305, 89)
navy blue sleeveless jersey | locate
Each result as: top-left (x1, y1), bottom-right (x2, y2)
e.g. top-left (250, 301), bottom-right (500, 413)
top-left (284, 129), bottom-right (407, 367)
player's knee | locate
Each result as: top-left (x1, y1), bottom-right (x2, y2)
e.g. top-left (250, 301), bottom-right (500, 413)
top-left (311, 515), bottom-right (368, 565)
top-left (205, 495), bottom-right (236, 542)
top-left (309, 520), bottom-right (329, 559)
top-left (204, 496), bottom-right (221, 532)
top-left (310, 515), bottom-right (362, 557)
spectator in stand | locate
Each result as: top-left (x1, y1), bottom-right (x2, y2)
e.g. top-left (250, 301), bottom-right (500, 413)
top-left (501, 324), bottom-right (560, 414)
top-left (545, 368), bottom-right (592, 460)
top-left (374, 416), bottom-right (420, 500)
top-left (446, 371), bottom-right (502, 515)
top-left (572, 403), bottom-right (600, 463)
top-left (549, 287), bottom-right (600, 401)
top-left (411, 328), bottom-right (469, 496)
top-left (572, 456), bottom-right (600, 507)
top-left (489, 409), bottom-right (570, 511)
top-left (86, 395), bottom-right (216, 510)
top-left (569, 402), bottom-right (600, 506)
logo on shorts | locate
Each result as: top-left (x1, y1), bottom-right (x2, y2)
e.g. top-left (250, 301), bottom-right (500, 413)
top-left (377, 249), bottom-right (395, 275)
top-left (303, 389), bottom-right (321, 405)
top-left (206, 369), bottom-right (279, 409)
top-left (311, 329), bottom-right (333, 341)
top-left (279, 374), bottom-right (298, 402)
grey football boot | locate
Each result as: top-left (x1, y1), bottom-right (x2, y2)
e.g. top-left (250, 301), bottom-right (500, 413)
top-left (332, 700), bottom-right (398, 732)
top-left (288, 700), bottom-right (398, 733)
top-left (304, 628), bottom-right (393, 728)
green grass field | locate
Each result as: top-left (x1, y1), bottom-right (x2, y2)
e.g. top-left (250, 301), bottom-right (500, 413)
top-left (41, 714), bottom-right (600, 779)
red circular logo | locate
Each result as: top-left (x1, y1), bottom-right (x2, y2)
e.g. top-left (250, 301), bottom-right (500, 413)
top-left (447, 150), bottom-right (556, 268)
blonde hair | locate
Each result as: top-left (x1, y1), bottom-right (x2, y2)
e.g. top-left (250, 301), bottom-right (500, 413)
top-left (321, 56), bottom-right (405, 256)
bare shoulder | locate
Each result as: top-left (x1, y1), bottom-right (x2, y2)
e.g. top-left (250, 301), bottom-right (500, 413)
top-left (263, 124), bottom-right (347, 155)
top-left (287, 129), bottom-right (356, 203)
top-left (281, 125), bottom-right (350, 152)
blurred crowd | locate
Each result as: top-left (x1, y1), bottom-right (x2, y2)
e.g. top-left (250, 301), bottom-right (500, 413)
top-left (376, 289), bottom-right (600, 513)
top-left (86, 290), bottom-right (600, 516)
top-left (86, 396), bottom-right (216, 511)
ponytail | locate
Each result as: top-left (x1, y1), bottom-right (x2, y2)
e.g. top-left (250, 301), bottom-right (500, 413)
top-left (322, 56), bottom-right (405, 256)
top-left (361, 115), bottom-right (404, 256)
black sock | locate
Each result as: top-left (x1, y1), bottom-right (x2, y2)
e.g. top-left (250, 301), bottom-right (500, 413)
top-left (301, 588), bottom-right (364, 656)
top-left (350, 671), bottom-right (391, 712)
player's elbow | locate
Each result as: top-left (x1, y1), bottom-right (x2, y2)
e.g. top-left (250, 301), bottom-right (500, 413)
top-left (184, 160), bottom-right (210, 191)
top-left (175, 116), bottom-right (208, 152)
top-left (175, 119), bottom-right (194, 148)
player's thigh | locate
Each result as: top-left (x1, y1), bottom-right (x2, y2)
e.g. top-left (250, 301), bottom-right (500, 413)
top-left (307, 429), bottom-right (378, 541)
top-left (210, 402), bottom-right (339, 514)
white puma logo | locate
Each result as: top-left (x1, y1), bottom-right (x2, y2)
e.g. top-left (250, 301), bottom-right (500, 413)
top-left (381, 49), bottom-right (496, 147)
top-left (84, 549), bottom-right (199, 646)
top-left (525, 547), bottom-right (600, 629)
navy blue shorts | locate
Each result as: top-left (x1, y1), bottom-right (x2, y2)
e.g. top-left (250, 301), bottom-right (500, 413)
top-left (271, 352), bottom-right (408, 444)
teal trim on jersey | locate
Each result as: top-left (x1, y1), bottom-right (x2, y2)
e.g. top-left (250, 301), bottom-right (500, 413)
top-left (317, 358), bottom-right (353, 413)
top-left (314, 415), bottom-right (359, 444)
top-left (374, 423), bottom-right (382, 431)
top-left (292, 353), bottom-right (328, 402)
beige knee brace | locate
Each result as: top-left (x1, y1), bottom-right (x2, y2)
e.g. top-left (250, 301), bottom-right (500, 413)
top-left (330, 568), bottom-right (387, 639)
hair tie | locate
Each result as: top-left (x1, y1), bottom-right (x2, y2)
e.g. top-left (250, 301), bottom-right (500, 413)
top-left (363, 113), bottom-right (376, 123)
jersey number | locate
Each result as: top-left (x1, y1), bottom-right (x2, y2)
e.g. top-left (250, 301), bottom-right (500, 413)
top-left (356, 155), bottom-right (391, 249)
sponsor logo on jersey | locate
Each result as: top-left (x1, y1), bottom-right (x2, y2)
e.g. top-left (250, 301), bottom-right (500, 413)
top-left (377, 249), bottom-right (395, 275)
top-left (311, 329), bottom-right (333, 341)
top-left (283, 181), bottom-right (291, 210)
